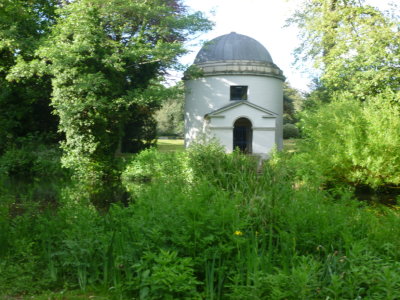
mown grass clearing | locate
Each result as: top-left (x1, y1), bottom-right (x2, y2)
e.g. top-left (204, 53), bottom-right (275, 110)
top-left (157, 138), bottom-right (184, 152)
top-left (283, 138), bottom-right (299, 152)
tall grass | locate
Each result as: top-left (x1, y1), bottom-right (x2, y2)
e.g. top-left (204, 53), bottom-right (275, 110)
top-left (1, 143), bottom-right (400, 298)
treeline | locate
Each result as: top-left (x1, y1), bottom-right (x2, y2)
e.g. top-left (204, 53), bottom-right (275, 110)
top-left (0, 0), bottom-right (211, 208)
top-left (287, 0), bottom-right (400, 190)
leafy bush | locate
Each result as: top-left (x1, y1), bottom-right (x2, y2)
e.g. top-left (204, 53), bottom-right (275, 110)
top-left (296, 90), bottom-right (400, 188)
top-left (2, 146), bottom-right (400, 299)
top-left (129, 250), bottom-right (200, 299)
top-left (155, 96), bottom-right (184, 137)
top-left (0, 136), bottom-right (64, 181)
top-left (283, 123), bottom-right (300, 139)
top-left (121, 147), bottom-right (192, 197)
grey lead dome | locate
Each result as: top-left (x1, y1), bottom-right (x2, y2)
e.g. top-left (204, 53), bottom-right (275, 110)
top-left (194, 32), bottom-right (273, 64)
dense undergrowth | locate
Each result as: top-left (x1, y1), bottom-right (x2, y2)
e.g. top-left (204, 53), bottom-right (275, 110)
top-left (1, 143), bottom-right (400, 299)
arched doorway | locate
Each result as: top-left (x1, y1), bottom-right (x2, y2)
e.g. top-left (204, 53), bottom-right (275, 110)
top-left (233, 118), bottom-right (252, 153)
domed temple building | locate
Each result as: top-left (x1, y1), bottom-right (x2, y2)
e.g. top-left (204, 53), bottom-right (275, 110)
top-left (184, 32), bottom-right (285, 156)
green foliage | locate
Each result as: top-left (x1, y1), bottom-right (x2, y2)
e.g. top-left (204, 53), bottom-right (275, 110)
top-left (0, 135), bottom-right (64, 181)
top-left (0, 0), bottom-right (211, 208)
top-left (187, 142), bottom-right (260, 194)
top-left (154, 81), bottom-right (186, 138)
top-left (283, 82), bottom-right (303, 124)
top-left (0, 0), bottom-right (59, 154)
top-left (121, 104), bottom-right (158, 153)
top-left (227, 256), bottom-right (321, 299)
top-left (155, 95), bottom-right (185, 137)
top-left (4, 145), bottom-right (400, 298)
top-left (182, 64), bottom-right (205, 80)
top-left (294, 90), bottom-right (400, 188)
top-left (301, 78), bottom-right (332, 110)
top-left (288, 1), bottom-right (400, 190)
top-left (283, 123), bottom-right (300, 139)
top-left (289, 0), bottom-right (400, 99)
top-left (8, 0), bottom-right (211, 209)
top-left (130, 250), bottom-right (200, 299)
top-left (121, 147), bottom-right (192, 197)
top-left (2, 0), bottom-right (400, 298)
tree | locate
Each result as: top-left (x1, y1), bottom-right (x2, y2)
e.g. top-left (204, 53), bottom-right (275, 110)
top-left (0, 0), bottom-right (60, 154)
top-left (283, 82), bottom-right (303, 124)
top-left (289, 0), bottom-right (400, 100)
top-left (154, 82), bottom-right (185, 137)
top-left (301, 78), bottom-right (331, 110)
top-left (13, 0), bottom-right (211, 208)
top-left (297, 89), bottom-right (400, 188)
top-left (288, 1), bottom-right (400, 189)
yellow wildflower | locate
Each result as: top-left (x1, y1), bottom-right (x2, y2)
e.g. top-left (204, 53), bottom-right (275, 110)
top-left (234, 230), bottom-right (243, 236)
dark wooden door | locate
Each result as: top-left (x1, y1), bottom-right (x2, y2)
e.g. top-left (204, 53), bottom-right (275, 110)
top-left (233, 126), bottom-right (247, 151)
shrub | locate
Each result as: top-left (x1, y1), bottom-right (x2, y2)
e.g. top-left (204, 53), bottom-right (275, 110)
top-left (0, 140), bottom-right (64, 182)
top-left (3, 146), bottom-right (400, 299)
top-left (129, 250), bottom-right (200, 299)
top-left (283, 123), bottom-right (300, 139)
top-left (121, 147), bottom-right (192, 198)
top-left (296, 90), bottom-right (400, 188)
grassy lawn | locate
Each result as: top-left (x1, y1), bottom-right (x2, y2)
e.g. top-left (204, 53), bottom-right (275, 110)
top-left (157, 139), bottom-right (299, 152)
top-left (157, 139), bottom-right (184, 152)
top-left (283, 138), bottom-right (299, 153)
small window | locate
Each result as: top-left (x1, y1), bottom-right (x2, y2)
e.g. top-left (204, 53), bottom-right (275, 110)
top-left (230, 86), bottom-right (248, 100)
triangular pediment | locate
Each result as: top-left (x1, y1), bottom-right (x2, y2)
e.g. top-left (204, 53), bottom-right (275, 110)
top-left (205, 101), bottom-right (277, 118)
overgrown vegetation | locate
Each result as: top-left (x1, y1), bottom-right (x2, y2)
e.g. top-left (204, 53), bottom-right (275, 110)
top-left (155, 83), bottom-right (185, 137)
top-left (295, 90), bottom-right (400, 188)
top-left (1, 0), bottom-right (211, 209)
top-left (1, 0), bottom-right (400, 298)
top-left (288, 0), bottom-right (400, 191)
top-left (1, 144), bottom-right (400, 299)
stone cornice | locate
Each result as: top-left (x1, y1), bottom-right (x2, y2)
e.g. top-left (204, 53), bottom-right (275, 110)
top-left (184, 60), bottom-right (285, 81)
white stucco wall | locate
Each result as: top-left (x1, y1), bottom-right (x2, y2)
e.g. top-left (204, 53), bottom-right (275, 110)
top-left (253, 129), bottom-right (276, 155)
top-left (184, 74), bottom-right (283, 153)
top-left (207, 104), bottom-right (276, 155)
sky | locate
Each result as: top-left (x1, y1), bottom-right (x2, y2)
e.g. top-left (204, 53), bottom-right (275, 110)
top-left (176, 0), bottom-right (395, 93)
